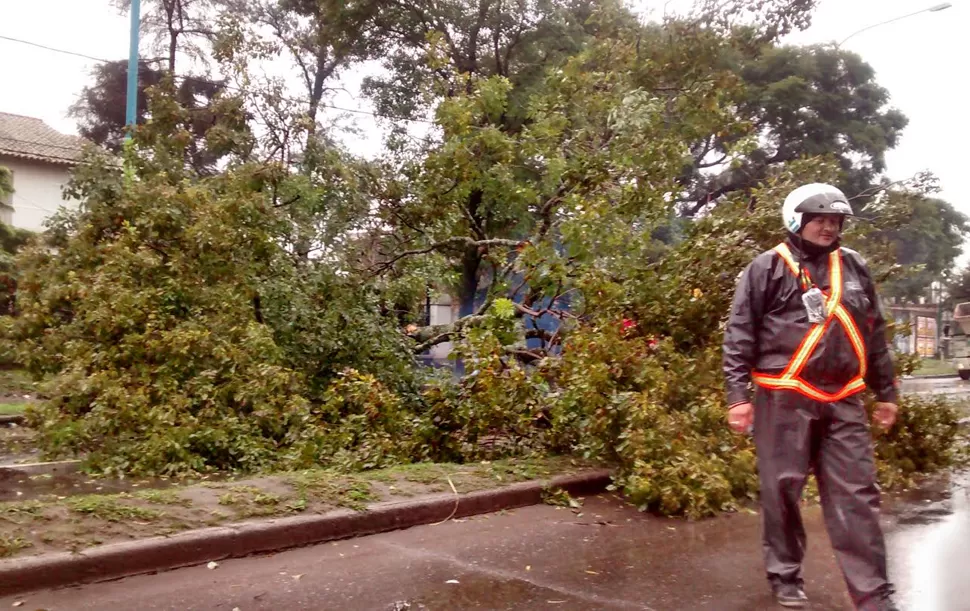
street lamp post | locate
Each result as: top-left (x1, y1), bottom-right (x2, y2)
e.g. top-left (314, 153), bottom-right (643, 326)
top-left (837, 3), bottom-right (952, 48)
top-left (125, 0), bottom-right (142, 139)
top-left (123, 0), bottom-right (142, 182)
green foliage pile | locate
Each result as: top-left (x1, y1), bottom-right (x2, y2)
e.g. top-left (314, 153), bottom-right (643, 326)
top-left (873, 394), bottom-right (968, 490)
top-left (7, 106), bottom-right (420, 476)
top-left (0, 166), bottom-right (35, 319)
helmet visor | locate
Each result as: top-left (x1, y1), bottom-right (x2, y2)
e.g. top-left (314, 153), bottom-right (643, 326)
top-left (793, 191), bottom-right (854, 216)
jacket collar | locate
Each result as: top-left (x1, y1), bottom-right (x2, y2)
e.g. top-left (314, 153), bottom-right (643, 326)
top-left (785, 232), bottom-right (840, 263)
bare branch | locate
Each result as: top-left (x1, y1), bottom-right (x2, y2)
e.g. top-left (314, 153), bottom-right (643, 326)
top-left (466, 0), bottom-right (494, 75)
top-left (514, 300), bottom-right (541, 318)
top-left (273, 194), bottom-right (301, 209)
top-left (461, 199), bottom-right (488, 240)
top-left (387, 206), bottom-right (429, 237)
top-left (534, 182), bottom-right (570, 241)
top-left (545, 324), bottom-right (563, 352)
top-left (851, 175), bottom-right (922, 204)
top-left (371, 237), bottom-right (525, 275)
top-left (504, 347), bottom-right (545, 364)
top-left (697, 152), bottom-right (729, 169)
top-left (410, 314), bottom-right (488, 352)
top-left (493, 0), bottom-right (505, 75)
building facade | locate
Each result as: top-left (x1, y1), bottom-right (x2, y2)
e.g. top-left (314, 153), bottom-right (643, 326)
top-left (0, 112), bottom-right (85, 232)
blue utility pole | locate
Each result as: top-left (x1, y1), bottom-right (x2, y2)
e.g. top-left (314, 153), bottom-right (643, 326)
top-left (125, 0), bottom-right (141, 139)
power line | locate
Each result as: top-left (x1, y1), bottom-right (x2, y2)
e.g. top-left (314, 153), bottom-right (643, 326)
top-left (9, 191), bottom-right (63, 215)
top-left (0, 34), bottom-right (109, 63)
top-left (0, 32), bottom-right (436, 127)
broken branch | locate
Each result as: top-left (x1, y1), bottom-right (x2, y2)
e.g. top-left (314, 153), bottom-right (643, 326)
top-left (372, 237), bottom-right (526, 275)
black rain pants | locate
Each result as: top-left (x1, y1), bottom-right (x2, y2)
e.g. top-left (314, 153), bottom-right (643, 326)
top-left (754, 387), bottom-right (894, 610)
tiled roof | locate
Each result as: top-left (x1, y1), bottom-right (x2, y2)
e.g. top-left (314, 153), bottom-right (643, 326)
top-left (0, 112), bottom-right (86, 165)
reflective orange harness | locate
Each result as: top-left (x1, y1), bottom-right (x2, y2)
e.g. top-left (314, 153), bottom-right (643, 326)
top-left (752, 243), bottom-right (868, 402)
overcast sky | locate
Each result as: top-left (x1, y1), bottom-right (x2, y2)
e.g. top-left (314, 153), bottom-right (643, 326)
top-left (2, 0), bottom-right (966, 212)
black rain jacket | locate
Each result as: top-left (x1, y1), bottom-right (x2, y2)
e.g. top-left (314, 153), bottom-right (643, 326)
top-left (722, 237), bottom-right (897, 406)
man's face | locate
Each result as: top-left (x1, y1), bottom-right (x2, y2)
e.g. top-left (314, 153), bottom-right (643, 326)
top-left (801, 214), bottom-right (842, 247)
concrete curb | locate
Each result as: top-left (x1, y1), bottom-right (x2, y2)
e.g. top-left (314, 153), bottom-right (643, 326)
top-left (0, 459), bottom-right (82, 475)
top-left (0, 468), bottom-right (612, 597)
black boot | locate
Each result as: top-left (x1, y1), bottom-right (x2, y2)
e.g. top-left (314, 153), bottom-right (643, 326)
top-left (772, 582), bottom-right (809, 608)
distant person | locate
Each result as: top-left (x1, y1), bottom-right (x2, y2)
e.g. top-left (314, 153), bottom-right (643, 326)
top-left (722, 183), bottom-right (900, 610)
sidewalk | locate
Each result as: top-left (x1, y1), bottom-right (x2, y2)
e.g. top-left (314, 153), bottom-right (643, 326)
top-left (0, 457), bottom-right (610, 597)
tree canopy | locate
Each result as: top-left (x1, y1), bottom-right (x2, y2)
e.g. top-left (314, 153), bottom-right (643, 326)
top-left (680, 43), bottom-right (909, 215)
top-left (69, 60), bottom-right (240, 174)
top-left (877, 194), bottom-right (967, 302)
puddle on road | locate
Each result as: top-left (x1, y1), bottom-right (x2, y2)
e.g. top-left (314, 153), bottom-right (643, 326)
top-left (883, 470), bottom-right (970, 527)
top-left (894, 504), bottom-right (954, 526)
top-left (886, 470), bottom-right (970, 611)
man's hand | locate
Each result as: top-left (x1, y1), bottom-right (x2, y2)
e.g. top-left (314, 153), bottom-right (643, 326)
top-left (873, 402), bottom-right (898, 430)
top-left (727, 402), bottom-right (754, 434)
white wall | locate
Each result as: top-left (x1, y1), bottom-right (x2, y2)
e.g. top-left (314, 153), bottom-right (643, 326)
top-left (428, 294), bottom-right (457, 361)
top-left (0, 156), bottom-right (78, 232)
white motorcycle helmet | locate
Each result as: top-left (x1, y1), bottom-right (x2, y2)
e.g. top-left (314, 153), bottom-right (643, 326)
top-left (782, 183), bottom-right (854, 234)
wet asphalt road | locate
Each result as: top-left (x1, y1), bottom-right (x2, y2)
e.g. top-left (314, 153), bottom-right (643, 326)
top-left (3, 470), bottom-right (968, 611)
top-left (1, 383), bottom-right (967, 611)
top-left (886, 472), bottom-right (970, 611)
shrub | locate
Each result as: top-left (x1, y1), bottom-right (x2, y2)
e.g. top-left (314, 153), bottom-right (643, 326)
top-left (873, 394), bottom-right (968, 489)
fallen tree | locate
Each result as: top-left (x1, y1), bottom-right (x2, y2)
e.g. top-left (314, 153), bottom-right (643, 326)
top-left (3, 1), bottom-right (965, 517)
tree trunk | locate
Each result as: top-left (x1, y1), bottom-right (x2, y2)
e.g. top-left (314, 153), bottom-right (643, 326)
top-left (459, 246), bottom-right (481, 318)
top-left (459, 188), bottom-right (486, 317)
top-left (165, 0), bottom-right (179, 73)
top-left (307, 48), bottom-right (329, 128)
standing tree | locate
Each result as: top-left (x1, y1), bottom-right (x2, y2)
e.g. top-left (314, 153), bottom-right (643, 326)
top-left (679, 44), bottom-right (908, 216)
top-left (361, 0), bottom-right (635, 318)
top-left (877, 194), bottom-right (967, 302)
top-left (209, 1), bottom-right (392, 266)
top-left (69, 60), bottom-right (240, 174)
top-left (365, 2), bottom-right (818, 354)
top-left (947, 263), bottom-right (970, 304)
top-left (114, 0), bottom-right (217, 72)
top-left (224, 0), bottom-right (384, 133)
top-left (71, 0), bottom-right (240, 173)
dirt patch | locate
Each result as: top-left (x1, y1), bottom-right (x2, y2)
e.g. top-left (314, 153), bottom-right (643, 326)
top-left (0, 456), bottom-right (602, 560)
top-left (0, 468), bottom-right (205, 503)
top-left (0, 423), bottom-right (37, 466)
top-left (0, 369), bottom-right (40, 405)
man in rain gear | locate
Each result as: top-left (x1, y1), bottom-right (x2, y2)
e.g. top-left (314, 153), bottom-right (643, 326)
top-left (723, 183), bottom-right (900, 610)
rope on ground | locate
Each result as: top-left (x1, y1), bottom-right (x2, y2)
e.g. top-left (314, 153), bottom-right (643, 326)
top-left (430, 476), bottom-right (459, 526)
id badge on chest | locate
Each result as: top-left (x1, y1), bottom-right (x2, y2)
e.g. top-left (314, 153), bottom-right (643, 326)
top-left (802, 287), bottom-right (827, 324)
